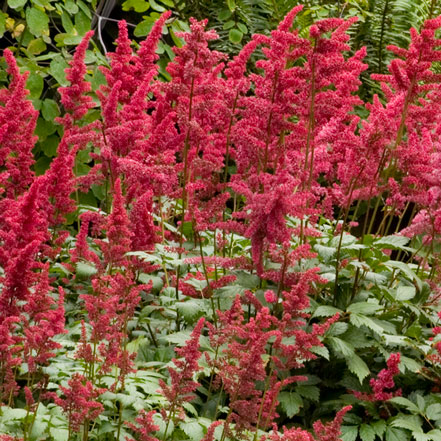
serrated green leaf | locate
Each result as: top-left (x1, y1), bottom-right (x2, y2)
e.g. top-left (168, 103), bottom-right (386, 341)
top-left (349, 313), bottom-right (384, 334)
top-left (278, 392), bottom-right (303, 417)
top-left (384, 260), bottom-right (422, 291)
top-left (76, 262), bottom-right (97, 279)
top-left (26, 6), bottom-right (49, 37)
top-left (375, 235), bottom-right (410, 250)
top-left (360, 424), bottom-right (376, 441)
top-left (310, 345), bottom-right (329, 360)
top-left (347, 302), bottom-right (381, 315)
top-left (426, 404), bottom-right (441, 421)
top-left (391, 417), bottom-right (422, 432)
top-left (396, 286), bottom-right (416, 301)
top-left (49, 427), bottom-right (69, 441)
top-left (176, 300), bottom-right (206, 322)
top-left (312, 305), bottom-right (342, 318)
top-left (328, 337), bottom-right (355, 358)
top-left (296, 385), bottom-right (320, 402)
top-left (389, 397), bottom-right (420, 413)
top-left (427, 429), bottom-right (441, 441)
top-left (314, 244), bottom-right (336, 261)
top-left (386, 427), bottom-right (410, 441)
top-left (347, 354), bottom-right (370, 383)
top-left (341, 426), bottom-right (358, 441)
top-left (180, 421), bottom-right (204, 441)
top-left (371, 420), bottom-right (386, 437)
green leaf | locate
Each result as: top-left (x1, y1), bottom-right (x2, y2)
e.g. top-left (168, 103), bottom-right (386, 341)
top-left (328, 337), bottom-right (355, 358)
top-left (384, 260), bottom-right (422, 291)
top-left (26, 6), bottom-right (49, 37)
top-left (26, 37), bottom-right (46, 54)
top-left (375, 235), bottom-right (410, 250)
top-left (149, 0), bottom-right (165, 12)
top-left (41, 99), bottom-right (59, 121)
top-left (427, 430), bottom-right (441, 441)
top-left (76, 262), bottom-right (97, 279)
top-left (371, 420), bottom-right (386, 438)
top-left (180, 421), bottom-right (204, 441)
top-left (349, 313), bottom-right (384, 334)
top-left (310, 345), bottom-right (329, 360)
top-left (360, 424), bottom-right (376, 441)
top-left (40, 135), bottom-right (59, 157)
top-left (176, 300), bottom-right (206, 323)
top-left (8, 0), bottom-right (27, 9)
top-left (227, 0), bottom-right (236, 11)
top-left (314, 244), bottom-right (336, 261)
top-left (426, 404), bottom-right (441, 421)
top-left (278, 392), bottom-right (303, 417)
top-left (0, 12), bottom-right (6, 37)
top-left (296, 385), bottom-right (320, 402)
top-left (218, 9), bottom-right (232, 21)
top-left (122, 0), bottom-right (150, 12)
top-left (386, 427), bottom-right (410, 441)
top-left (312, 305), bottom-right (342, 318)
top-left (389, 397), bottom-right (420, 413)
top-left (26, 72), bottom-right (44, 99)
top-left (63, 0), bottom-right (79, 14)
top-left (391, 417), bottom-right (422, 433)
top-left (49, 427), bottom-right (69, 441)
top-left (347, 354), bottom-right (370, 383)
top-left (75, 11), bottom-right (91, 35)
top-left (134, 19), bottom-right (154, 37)
top-left (49, 57), bottom-right (69, 86)
top-left (341, 426), bottom-right (358, 441)
top-left (396, 286), bottom-right (416, 301)
top-left (229, 28), bottom-right (243, 44)
top-left (237, 22), bottom-right (248, 34)
top-left (347, 302), bottom-right (381, 315)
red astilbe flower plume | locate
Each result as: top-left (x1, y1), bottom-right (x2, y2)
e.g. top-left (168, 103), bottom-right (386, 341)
top-left (22, 271), bottom-right (67, 373)
top-left (125, 410), bottom-right (160, 441)
top-left (353, 353), bottom-right (401, 401)
top-left (0, 177), bottom-right (49, 318)
top-left (159, 318), bottom-right (205, 418)
top-left (344, 16), bottom-right (441, 227)
top-left (129, 190), bottom-right (159, 251)
top-left (0, 316), bottom-right (22, 402)
top-left (43, 139), bottom-right (78, 227)
top-left (58, 30), bottom-right (94, 124)
top-left (80, 270), bottom-right (150, 380)
top-left (46, 373), bottom-right (105, 433)
top-left (268, 426), bottom-right (315, 441)
top-left (313, 405), bottom-right (352, 441)
top-left (97, 178), bottom-right (133, 267)
top-left (0, 49), bottom-right (38, 198)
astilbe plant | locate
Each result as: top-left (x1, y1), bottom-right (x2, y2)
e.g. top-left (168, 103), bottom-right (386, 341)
top-left (4, 4), bottom-right (441, 441)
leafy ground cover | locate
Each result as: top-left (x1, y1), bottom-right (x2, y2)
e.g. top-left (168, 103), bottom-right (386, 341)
top-left (2, 4), bottom-right (441, 441)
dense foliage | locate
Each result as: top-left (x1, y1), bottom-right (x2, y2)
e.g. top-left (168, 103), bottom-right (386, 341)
top-left (2, 2), bottom-right (441, 441)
